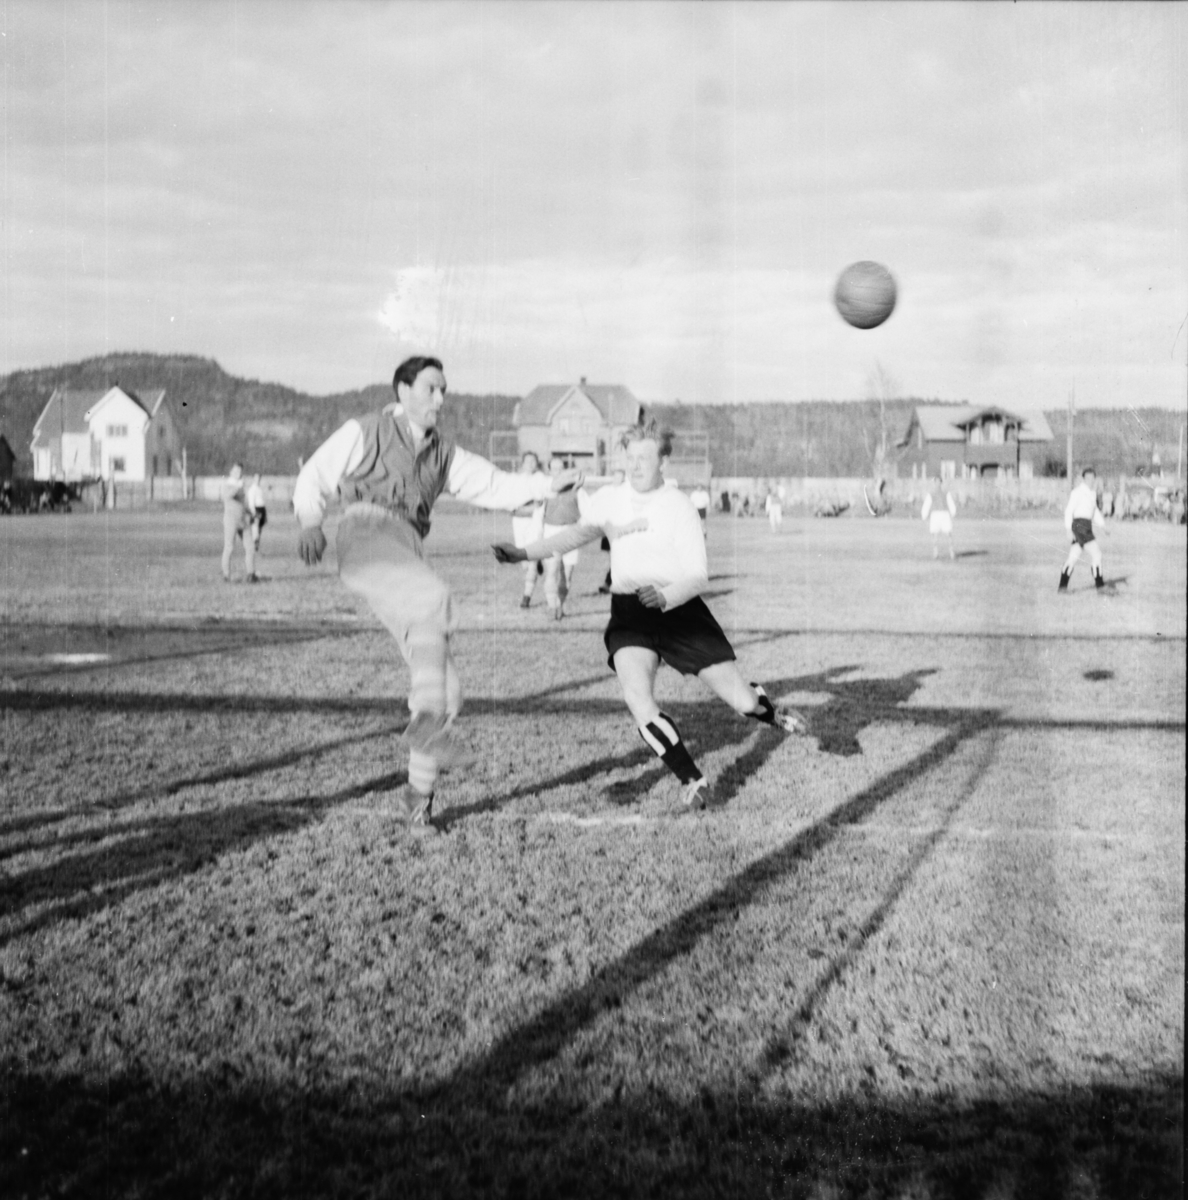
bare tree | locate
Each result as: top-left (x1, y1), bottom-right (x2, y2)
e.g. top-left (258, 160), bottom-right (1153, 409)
top-left (865, 360), bottom-right (901, 475)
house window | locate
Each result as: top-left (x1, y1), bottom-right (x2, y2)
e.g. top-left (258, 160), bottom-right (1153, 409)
top-left (917, 428), bottom-right (923, 449)
top-left (110, 457), bottom-right (126, 473)
top-left (107, 424), bottom-right (128, 438)
top-left (940, 460), bottom-right (957, 481)
top-left (968, 425), bottom-right (982, 445)
top-left (986, 420), bottom-right (1004, 445)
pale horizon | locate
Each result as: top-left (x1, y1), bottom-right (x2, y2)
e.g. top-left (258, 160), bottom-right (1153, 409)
top-left (3, 1), bottom-right (1186, 411)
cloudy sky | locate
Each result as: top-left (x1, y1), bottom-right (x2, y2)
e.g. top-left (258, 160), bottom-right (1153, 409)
top-left (2, 1), bottom-right (1185, 408)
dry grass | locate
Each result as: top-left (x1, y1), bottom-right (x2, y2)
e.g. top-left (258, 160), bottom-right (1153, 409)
top-left (1, 506), bottom-right (1184, 1198)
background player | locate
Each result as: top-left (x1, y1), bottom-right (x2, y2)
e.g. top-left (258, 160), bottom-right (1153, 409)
top-left (494, 421), bottom-right (808, 811)
top-left (921, 482), bottom-right (957, 559)
top-left (246, 473), bottom-right (267, 555)
top-left (510, 452), bottom-right (545, 608)
top-left (294, 356), bottom-right (580, 833)
top-left (221, 463), bottom-right (257, 583)
top-left (542, 455), bottom-right (582, 620)
top-left (1059, 467), bottom-right (1107, 591)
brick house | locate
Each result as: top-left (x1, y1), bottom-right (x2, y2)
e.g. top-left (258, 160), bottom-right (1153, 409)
top-left (31, 386), bottom-right (183, 483)
top-left (897, 404), bottom-right (1054, 481)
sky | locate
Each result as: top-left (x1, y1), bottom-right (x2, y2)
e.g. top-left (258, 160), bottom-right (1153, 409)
top-left (2, 0), bottom-right (1186, 409)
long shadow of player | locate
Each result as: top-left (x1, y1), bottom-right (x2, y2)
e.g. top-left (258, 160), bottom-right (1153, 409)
top-left (443, 664), bottom-right (944, 823)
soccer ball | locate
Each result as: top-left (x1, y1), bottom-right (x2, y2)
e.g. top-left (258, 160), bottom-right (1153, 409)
top-left (834, 261), bottom-right (897, 329)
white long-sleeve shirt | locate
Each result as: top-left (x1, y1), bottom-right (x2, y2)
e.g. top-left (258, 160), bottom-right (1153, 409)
top-left (292, 410), bottom-right (553, 530)
top-left (1065, 482), bottom-right (1104, 531)
top-left (524, 482), bottom-right (708, 610)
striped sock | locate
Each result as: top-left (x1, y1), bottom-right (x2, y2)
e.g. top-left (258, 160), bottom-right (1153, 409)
top-left (747, 683), bottom-right (777, 726)
top-left (408, 748), bottom-right (437, 797)
top-left (638, 711), bottom-right (702, 784)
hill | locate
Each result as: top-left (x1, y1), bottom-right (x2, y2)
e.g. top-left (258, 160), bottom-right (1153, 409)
top-left (1, 352), bottom-right (1182, 478)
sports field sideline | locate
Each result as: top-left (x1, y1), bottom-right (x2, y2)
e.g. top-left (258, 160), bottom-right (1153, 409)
top-left (1, 506), bottom-right (1184, 1198)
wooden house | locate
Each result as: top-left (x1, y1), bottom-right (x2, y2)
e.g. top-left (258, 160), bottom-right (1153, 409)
top-left (897, 404), bottom-right (1054, 481)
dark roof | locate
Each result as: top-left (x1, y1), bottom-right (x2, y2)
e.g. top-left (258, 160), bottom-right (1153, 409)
top-left (517, 383), bottom-right (641, 427)
top-left (902, 404), bottom-right (1052, 446)
top-left (31, 389), bottom-right (107, 448)
top-left (31, 386), bottom-right (156, 449)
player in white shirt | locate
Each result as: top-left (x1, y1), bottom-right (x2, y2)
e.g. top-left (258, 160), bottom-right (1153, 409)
top-left (510, 452), bottom-right (546, 608)
top-left (764, 489), bottom-right (784, 532)
top-left (493, 422), bottom-right (808, 811)
top-left (921, 484), bottom-right (957, 559)
top-left (689, 484), bottom-right (710, 536)
top-left (294, 356), bottom-right (580, 833)
top-left (220, 463), bottom-right (257, 583)
top-left (246, 474), bottom-right (267, 553)
top-left (1059, 467), bottom-right (1106, 592)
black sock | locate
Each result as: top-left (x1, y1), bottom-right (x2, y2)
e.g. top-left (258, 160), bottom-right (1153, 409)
top-left (747, 683), bottom-right (777, 725)
top-left (639, 711), bottom-right (702, 784)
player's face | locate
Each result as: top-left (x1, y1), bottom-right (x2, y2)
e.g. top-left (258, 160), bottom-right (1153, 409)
top-left (625, 439), bottom-right (665, 493)
top-left (520, 454), bottom-right (539, 474)
top-left (399, 366), bottom-right (448, 429)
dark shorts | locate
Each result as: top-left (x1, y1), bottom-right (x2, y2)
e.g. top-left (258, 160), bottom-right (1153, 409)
top-left (604, 593), bottom-right (736, 676)
top-left (253, 507), bottom-right (268, 530)
top-left (1071, 517), bottom-right (1095, 546)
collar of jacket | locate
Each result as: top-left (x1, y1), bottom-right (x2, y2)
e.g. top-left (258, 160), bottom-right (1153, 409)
top-left (383, 402), bottom-right (439, 457)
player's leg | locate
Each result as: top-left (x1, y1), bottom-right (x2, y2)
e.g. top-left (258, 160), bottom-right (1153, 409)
top-left (698, 661), bottom-right (809, 734)
top-left (613, 644), bottom-right (708, 809)
top-left (244, 521), bottom-right (257, 581)
top-left (1087, 539), bottom-right (1104, 588)
top-left (1059, 542), bottom-right (1082, 590)
top-left (338, 514), bottom-right (471, 830)
top-left (221, 510), bottom-right (238, 580)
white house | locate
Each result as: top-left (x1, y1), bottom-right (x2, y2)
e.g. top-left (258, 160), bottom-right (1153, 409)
top-left (514, 378), bottom-right (643, 474)
top-left (31, 386), bottom-right (183, 483)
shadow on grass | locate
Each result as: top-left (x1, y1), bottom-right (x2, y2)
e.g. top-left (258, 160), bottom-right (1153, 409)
top-left (0, 770), bottom-right (405, 948)
top-left (953, 550), bottom-right (988, 559)
top-left (2, 1063), bottom-right (1179, 1200)
top-left (2, 620), bottom-right (363, 682)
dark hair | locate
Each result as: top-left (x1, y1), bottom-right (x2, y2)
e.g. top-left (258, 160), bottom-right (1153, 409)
top-left (1082, 466), bottom-right (1096, 478)
top-left (392, 356), bottom-right (444, 392)
top-left (620, 418), bottom-right (673, 458)
top-left (521, 450), bottom-right (540, 466)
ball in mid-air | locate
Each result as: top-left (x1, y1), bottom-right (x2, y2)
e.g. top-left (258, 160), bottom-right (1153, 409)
top-left (834, 261), bottom-right (897, 329)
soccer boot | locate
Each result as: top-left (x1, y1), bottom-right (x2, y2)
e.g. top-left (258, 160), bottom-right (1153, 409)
top-left (750, 683), bottom-right (810, 736)
top-left (775, 705), bottom-right (810, 735)
top-left (397, 786), bottom-right (439, 837)
top-left (681, 776), bottom-right (712, 812)
top-left (1094, 570), bottom-right (1105, 590)
top-left (401, 712), bottom-right (478, 771)
top-left (520, 595), bottom-right (532, 609)
top-left (1058, 570), bottom-right (1070, 592)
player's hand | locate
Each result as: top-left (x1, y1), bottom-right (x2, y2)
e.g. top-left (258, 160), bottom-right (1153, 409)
top-left (550, 468), bottom-right (585, 494)
top-left (637, 585), bottom-right (667, 610)
top-left (492, 542), bottom-right (528, 564)
top-left (298, 526), bottom-right (327, 566)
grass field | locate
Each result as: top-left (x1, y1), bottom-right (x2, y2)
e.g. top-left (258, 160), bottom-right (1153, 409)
top-left (1, 504), bottom-right (1184, 1199)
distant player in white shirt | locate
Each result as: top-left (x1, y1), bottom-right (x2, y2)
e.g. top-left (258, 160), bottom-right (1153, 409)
top-left (493, 421), bottom-right (808, 812)
top-left (293, 356), bottom-right (581, 833)
top-left (246, 473), bottom-right (267, 553)
top-left (921, 484), bottom-right (957, 559)
top-left (220, 463), bottom-right (257, 583)
top-left (510, 452), bottom-right (546, 609)
top-left (689, 484), bottom-right (710, 536)
top-left (764, 488), bottom-right (784, 532)
top-left (1059, 467), bottom-right (1106, 592)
